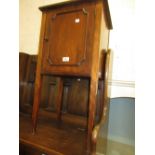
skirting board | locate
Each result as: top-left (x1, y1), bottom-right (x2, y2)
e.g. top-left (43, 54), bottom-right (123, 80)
top-left (96, 153), bottom-right (104, 155)
top-left (96, 138), bottom-right (135, 155)
top-left (108, 80), bottom-right (135, 98)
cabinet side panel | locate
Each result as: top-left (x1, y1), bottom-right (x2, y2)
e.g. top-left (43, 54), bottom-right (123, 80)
top-left (99, 7), bottom-right (110, 79)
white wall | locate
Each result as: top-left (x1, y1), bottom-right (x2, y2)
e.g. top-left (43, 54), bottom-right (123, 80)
top-left (19, 0), bottom-right (70, 54)
top-left (19, 0), bottom-right (135, 98)
top-left (108, 0), bottom-right (135, 98)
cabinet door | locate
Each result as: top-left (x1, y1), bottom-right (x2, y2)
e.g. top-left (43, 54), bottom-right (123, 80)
top-left (47, 9), bottom-right (88, 65)
top-left (42, 3), bottom-right (95, 76)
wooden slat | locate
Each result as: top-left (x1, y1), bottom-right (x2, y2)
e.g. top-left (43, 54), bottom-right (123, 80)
top-left (56, 77), bottom-right (64, 120)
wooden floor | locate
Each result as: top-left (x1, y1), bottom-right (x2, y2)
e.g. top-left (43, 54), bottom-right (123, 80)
top-left (19, 114), bottom-right (87, 155)
top-left (96, 138), bottom-right (134, 155)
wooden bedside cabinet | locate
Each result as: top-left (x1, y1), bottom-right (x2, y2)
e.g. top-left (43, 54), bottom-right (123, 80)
top-left (20, 0), bottom-right (113, 155)
top-left (41, 2), bottom-right (95, 76)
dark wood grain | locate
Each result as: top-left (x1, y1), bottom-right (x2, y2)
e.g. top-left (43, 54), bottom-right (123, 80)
top-left (55, 77), bottom-right (64, 120)
top-left (19, 53), bottom-right (29, 81)
top-left (19, 53), bottom-right (29, 109)
top-left (67, 78), bottom-right (89, 116)
top-left (19, 53), bottom-right (37, 111)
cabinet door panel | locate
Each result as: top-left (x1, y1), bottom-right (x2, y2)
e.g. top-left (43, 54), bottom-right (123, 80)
top-left (42, 3), bottom-right (95, 76)
top-left (47, 9), bottom-right (88, 66)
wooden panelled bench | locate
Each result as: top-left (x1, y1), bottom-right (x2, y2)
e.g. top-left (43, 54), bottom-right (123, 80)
top-left (19, 50), bottom-right (111, 155)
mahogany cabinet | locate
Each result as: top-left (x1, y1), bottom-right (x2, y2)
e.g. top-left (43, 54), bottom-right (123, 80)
top-left (20, 0), bottom-right (112, 155)
top-left (41, 2), bottom-right (95, 76)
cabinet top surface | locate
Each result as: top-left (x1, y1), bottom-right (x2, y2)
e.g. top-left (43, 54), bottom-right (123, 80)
top-left (39, 0), bottom-right (94, 10)
top-left (39, 0), bottom-right (112, 29)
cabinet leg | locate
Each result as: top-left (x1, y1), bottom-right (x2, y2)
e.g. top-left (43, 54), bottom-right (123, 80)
top-left (87, 78), bottom-right (99, 153)
top-left (31, 12), bottom-right (47, 133)
top-left (32, 75), bottom-right (42, 133)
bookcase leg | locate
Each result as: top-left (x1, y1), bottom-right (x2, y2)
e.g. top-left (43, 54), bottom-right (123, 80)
top-left (56, 77), bottom-right (64, 121)
top-left (87, 78), bottom-right (99, 154)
